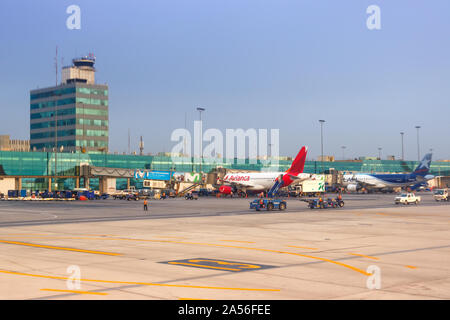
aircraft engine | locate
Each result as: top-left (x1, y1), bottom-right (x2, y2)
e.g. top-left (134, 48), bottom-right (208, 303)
top-left (219, 185), bottom-right (233, 194)
top-left (347, 184), bottom-right (359, 192)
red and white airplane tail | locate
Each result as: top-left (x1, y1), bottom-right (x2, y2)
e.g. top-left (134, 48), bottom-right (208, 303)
top-left (286, 146), bottom-right (308, 176)
top-left (219, 145), bottom-right (310, 195)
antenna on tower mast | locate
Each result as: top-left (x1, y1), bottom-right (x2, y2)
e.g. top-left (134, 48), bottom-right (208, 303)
top-left (139, 136), bottom-right (144, 156)
top-left (128, 128), bottom-right (131, 154)
top-left (55, 46), bottom-right (58, 86)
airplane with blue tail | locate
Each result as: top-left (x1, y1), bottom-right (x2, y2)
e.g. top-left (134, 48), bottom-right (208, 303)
top-left (343, 153), bottom-right (434, 192)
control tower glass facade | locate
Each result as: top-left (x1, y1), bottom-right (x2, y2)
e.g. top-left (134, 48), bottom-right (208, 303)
top-left (30, 83), bottom-right (109, 153)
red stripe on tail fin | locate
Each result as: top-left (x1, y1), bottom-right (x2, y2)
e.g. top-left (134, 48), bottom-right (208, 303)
top-left (287, 146), bottom-right (308, 175)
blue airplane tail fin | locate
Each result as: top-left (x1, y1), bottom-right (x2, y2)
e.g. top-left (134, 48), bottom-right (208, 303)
top-left (412, 153), bottom-right (432, 177)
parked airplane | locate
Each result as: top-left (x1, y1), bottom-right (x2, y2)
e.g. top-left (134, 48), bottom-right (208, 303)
top-left (343, 153), bottom-right (434, 192)
top-left (219, 146), bottom-right (313, 194)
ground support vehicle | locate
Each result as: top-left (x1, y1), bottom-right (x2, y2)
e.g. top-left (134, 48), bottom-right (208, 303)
top-left (433, 189), bottom-right (449, 202)
top-left (160, 189), bottom-right (176, 199)
top-left (111, 189), bottom-right (139, 200)
top-left (93, 191), bottom-right (109, 200)
top-left (111, 190), bottom-right (128, 200)
top-left (302, 197), bottom-right (344, 209)
top-left (394, 193), bottom-right (421, 205)
top-left (250, 199), bottom-right (287, 211)
top-left (185, 192), bottom-right (199, 200)
top-left (74, 190), bottom-right (96, 200)
top-left (198, 188), bottom-right (211, 197)
top-left (125, 193), bottom-right (139, 201)
top-left (331, 198), bottom-right (345, 208)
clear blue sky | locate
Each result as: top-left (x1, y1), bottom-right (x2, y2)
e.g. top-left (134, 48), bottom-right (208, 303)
top-left (0, 0), bottom-right (449, 160)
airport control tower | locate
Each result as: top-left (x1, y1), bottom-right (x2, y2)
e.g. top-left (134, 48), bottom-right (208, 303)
top-left (30, 54), bottom-right (109, 153)
top-left (61, 55), bottom-right (96, 84)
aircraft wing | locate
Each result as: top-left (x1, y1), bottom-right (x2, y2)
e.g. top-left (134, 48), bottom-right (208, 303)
top-left (286, 173), bottom-right (314, 181)
top-left (358, 181), bottom-right (384, 189)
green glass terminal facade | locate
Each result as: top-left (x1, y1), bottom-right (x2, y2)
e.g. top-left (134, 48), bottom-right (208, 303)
top-left (1, 151), bottom-right (449, 191)
top-left (30, 84), bottom-right (109, 153)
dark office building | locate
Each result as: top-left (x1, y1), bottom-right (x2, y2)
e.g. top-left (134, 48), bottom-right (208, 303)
top-left (30, 55), bottom-right (109, 153)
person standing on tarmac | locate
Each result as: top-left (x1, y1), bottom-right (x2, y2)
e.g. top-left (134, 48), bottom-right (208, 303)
top-left (143, 199), bottom-right (148, 212)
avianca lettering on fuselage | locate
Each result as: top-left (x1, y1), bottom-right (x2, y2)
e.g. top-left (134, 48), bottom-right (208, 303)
top-left (223, 175), bottom-right (251, 182)
top-left (221, 146), bottom-right (312, 192)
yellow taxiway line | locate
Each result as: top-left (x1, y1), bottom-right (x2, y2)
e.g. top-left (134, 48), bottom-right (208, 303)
top-left (0, 269), bottom-right (280, 292)
top-left (287, 245), bottom-right (319, 250)
top-left (40, 288), bottom-right (108, 295)
top-left (0, 240), bottom-right (121, 256)
top-left (168, 262), bottom-right (242, 271)
top-left (220, 240), bottom-right (256, 244)
top-left (405, 265), bottom-right (418, 269)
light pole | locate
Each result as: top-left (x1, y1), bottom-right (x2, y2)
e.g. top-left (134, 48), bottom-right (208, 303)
top-left (197, 107), bottom-right (205, 174)
top-left (341, 146), bottom-right (346, 160)
top-left (184, 112), bottom-right (187, 156)
top-left (54, 110), bottom-right (57, 191)
top-left (400, 132), bottom-right (404, 160)
top-left (319, 120), bottom-right (325, 173)
top-left (53, 93), bottom-right (62, 191)
top-left (378, 147), bottom-right (382, 160)
top-left (415, 126), bottom-right (421, 161)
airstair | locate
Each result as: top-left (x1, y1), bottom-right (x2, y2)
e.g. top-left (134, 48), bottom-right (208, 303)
top-left (267, 174), bottom-right (284, 198)
top-left (177, 183), bottom-right (202, 197)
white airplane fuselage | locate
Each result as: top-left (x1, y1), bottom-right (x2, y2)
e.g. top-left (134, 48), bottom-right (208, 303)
top-left (343, 174), bottom-right (393, 189)
top-left (343, 173), bottom-right (433, 189)
top-left (223, 172), bottom-right (312, 191)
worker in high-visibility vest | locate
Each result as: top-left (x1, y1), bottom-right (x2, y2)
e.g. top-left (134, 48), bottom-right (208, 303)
top-left (143, 199), bottom-right (149, 212)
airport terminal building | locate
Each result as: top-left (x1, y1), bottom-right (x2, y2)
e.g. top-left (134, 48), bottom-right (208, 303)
top-left (0, 150), bottom-right (449, 192)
